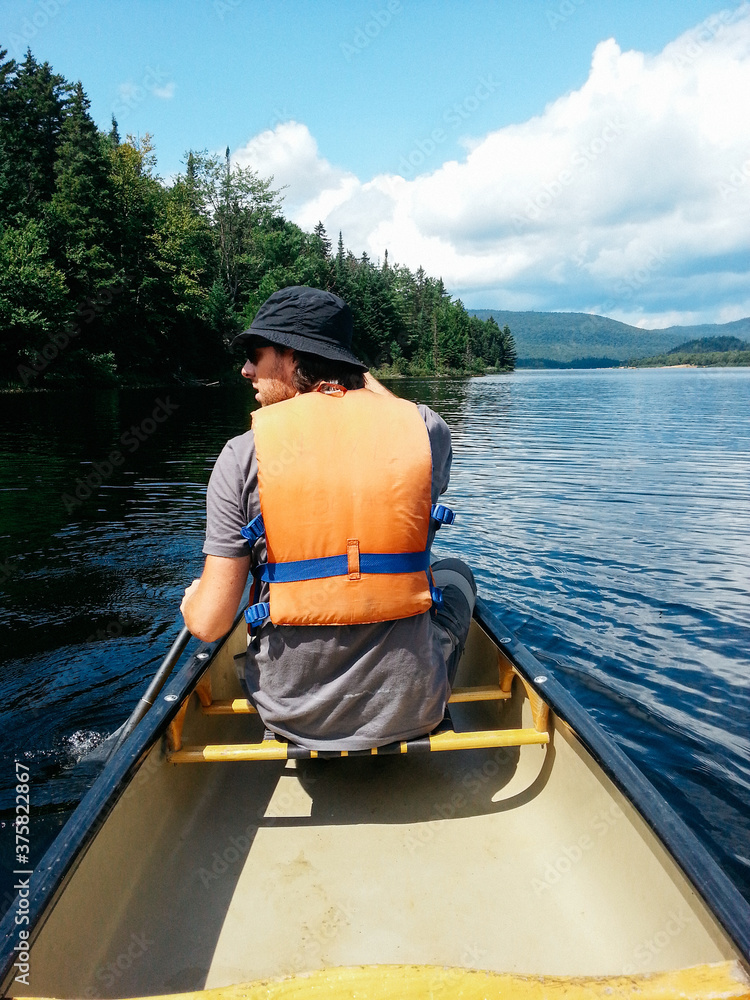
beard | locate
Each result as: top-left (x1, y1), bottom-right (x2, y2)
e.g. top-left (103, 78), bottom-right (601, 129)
top-left (255, 352), bottom-right (297, 406)
top-left (256, 376), bottom-right (296, 407)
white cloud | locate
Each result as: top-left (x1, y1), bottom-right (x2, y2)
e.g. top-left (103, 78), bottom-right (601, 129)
top-left (233, 5), bottom-right (750, 326)
top-left (232, 122), bottom-right (359, 225)
top-left (115, 71), bottom-right (176, 112)
top-left (116, 82), bottom-right (139, 103)
top-left (153, 82), bottom-right (176, 100)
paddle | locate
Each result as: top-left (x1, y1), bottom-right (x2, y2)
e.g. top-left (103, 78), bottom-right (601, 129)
top-left (106, 624), bottom-right (192, 759)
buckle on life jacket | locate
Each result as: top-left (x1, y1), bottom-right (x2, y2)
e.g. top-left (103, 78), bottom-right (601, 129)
top-left (430, 583), bottom-right (444, 607)
top-left (244, 602), bottom-right (270, 627)
top-left (241, 513), bottom-right (265, 544)
top-left (431, 503), bottom-right (455, 526)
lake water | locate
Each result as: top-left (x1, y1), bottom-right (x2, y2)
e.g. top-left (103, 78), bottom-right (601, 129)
top-left (0, 368), bottom-right (748, 915)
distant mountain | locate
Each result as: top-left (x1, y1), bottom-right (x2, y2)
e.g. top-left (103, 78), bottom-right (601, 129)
top-left (469, 311), bottom-right (750, 364)
top-left (630, 348), bottom-right (750, 368)
top-left (627, 336), bottom-right (750, 368)
top-left (667, 336), bottom-right (749, 354)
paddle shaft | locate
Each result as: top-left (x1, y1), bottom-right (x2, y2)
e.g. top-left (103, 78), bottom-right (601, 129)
top-left (109, 625), bottom-right (192, 757)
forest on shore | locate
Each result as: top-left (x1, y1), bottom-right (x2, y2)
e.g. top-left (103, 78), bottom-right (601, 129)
top-left (0, 49), bottom-right (516, 390)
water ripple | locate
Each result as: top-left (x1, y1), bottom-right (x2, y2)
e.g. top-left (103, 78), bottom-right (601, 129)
top-left (0, 373), bottom-right (748, 902)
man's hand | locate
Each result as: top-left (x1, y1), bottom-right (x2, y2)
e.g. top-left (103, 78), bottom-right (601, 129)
top-left (180, 555), bottom-right (250, 642)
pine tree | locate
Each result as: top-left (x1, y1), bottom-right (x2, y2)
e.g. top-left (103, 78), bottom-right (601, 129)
top-left (48, 83), bottom-right (114, 293)
top-left (0, 51), bottom-right (67, 220)
top-left (500, 323), bottom-right (517, 370)
top-left (333, 230), bottom-right (351, 301)
top-left (0, 219), bottom-right (68, 381)
top-left (0, 48), bottom-right (18, 222)
top-left (312, 221), bottom-right (332, 259)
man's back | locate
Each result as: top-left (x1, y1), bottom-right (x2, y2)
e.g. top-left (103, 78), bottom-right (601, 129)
top-left (203, 399), bottom-right (454, 750)
top-left (181, 285), bottom-right (474, 751)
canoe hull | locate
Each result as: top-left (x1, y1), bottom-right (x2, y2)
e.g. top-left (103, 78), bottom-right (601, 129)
top-left (2, 601), bottom-right (748, 996)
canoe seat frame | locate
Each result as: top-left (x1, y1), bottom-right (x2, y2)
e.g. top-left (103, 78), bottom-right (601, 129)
top-left (166, 646), bottom-right (550, 763)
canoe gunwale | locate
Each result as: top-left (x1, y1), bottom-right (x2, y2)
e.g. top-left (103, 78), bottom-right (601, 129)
top-left (474, 598), bottom-right (750, 966)
top-left (1, 599), bottom-right (749, 991)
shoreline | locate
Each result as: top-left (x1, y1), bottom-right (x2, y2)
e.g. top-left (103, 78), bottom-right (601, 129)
top-left (6, 363), bottom-right (750, 393)
top-left (1, 369), bottom-right (509, 393)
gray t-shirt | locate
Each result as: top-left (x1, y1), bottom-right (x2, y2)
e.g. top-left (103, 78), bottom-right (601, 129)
top-left (203, 401), bottom-right (453, 750)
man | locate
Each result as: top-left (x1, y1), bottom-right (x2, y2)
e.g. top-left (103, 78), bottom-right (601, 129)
top-left (181, 285), bottom-right (476, 751)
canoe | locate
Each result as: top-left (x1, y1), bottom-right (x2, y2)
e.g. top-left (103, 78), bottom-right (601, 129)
top-left (2, 597), bottom-right (749, 998)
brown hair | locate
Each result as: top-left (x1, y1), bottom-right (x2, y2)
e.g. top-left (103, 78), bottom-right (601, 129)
top-left (268, 346), bottom-right (365, 393)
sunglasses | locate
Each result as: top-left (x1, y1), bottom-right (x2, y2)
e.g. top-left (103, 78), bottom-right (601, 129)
top-left (244, 338), bottom-right (275, 364)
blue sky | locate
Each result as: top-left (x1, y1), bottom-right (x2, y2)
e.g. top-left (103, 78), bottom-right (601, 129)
top-left (3, 0), bottom-right (750, 326)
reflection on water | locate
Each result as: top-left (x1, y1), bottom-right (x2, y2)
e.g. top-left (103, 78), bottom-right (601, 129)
top-left (0, 369), bottom-right (749, 906)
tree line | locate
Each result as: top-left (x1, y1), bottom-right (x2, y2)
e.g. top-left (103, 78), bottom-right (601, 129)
top-left (629, 350), bottom-right (750, 368)
top-left (628, 336), bottom-right (750, 368)
top-left (0, 48), bottom-right (516, 388)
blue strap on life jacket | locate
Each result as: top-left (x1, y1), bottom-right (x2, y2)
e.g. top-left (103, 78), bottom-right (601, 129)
top-left (259, 550), bottom-right (430, 584)
top-left (245, 553), bottom-right (442, 626)
top-left (430, 503), bottom-right (455, 526)
top-left (241, 513), bottom-right (265, 544)
top-left (245, 602), bottom-right (270, 627)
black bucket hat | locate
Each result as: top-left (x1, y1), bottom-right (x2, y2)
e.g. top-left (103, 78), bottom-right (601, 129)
top-left (231, 286), bottom-right (368, 371)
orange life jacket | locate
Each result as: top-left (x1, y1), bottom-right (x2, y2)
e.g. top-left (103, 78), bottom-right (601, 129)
top-left (241, 385), bottom-right (453, 627)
